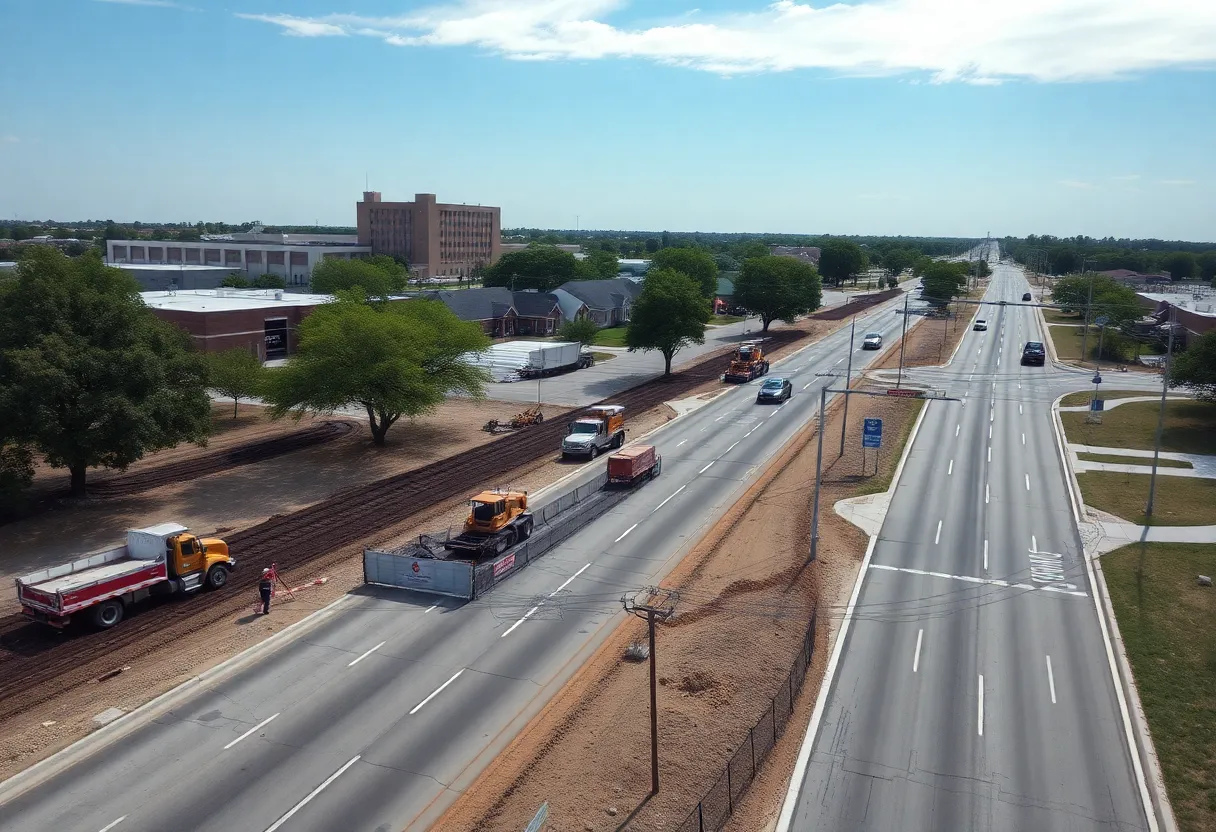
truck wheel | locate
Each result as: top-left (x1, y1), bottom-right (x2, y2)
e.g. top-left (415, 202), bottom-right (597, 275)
top-left (520, 519), bottom-right (534, 540)
top-left (613, 432), bottom-right (624, 449)
top-left (92, 600), bottom-right (124, 629)
top-left (205, 565), bottom-right (229, 590)
top-left (590, 445), bottom-right (599, 459)
top-left (653, 457), bottom-right (662, 478)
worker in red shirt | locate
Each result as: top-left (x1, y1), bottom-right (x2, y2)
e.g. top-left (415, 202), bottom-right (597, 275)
top-left (258, 568), bottom-right (274, 615)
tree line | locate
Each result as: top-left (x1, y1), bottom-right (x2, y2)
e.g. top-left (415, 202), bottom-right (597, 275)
top-left (1005, 234), bottom-right (1216, 284)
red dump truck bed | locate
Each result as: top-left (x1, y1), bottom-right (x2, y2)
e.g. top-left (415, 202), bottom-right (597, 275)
top-left (607, 445), bottom-right (661, 485)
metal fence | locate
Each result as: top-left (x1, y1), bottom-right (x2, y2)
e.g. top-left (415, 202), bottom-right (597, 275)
top-left (675, 611), bottom-right (818, 832)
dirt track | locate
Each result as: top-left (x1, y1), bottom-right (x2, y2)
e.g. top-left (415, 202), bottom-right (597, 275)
top-left (0, 326), bottom-right (827, 723)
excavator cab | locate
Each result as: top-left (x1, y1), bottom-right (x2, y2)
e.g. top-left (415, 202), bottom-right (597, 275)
top-left (725, 341), bottom-right (769, 382)
top-left (465, 491), bottom-right (528, 534)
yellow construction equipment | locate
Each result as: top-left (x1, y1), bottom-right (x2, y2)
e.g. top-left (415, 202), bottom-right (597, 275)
top-left (445, 490), bottom-right (535, 557)
top-left (724, 341), bottom-right (770, 383)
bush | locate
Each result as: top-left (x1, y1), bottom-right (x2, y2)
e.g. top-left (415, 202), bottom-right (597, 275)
top-left (0, 442), bottom-right (35, 522)
top-left (557, 317), bottom-right (600, 345)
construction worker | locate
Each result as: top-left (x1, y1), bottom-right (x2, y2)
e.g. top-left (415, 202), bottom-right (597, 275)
top-left (258, 568), bottom-right (274, 615)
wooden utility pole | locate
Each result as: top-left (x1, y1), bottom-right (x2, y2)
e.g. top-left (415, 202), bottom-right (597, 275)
top-left (622, 587), bottom-right (679, 794)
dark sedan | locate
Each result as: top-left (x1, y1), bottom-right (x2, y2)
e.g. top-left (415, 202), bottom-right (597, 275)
top-left (756, 377), bottom-right (792, 403)
top-left (1021, 341), bottom-right (1046, 366)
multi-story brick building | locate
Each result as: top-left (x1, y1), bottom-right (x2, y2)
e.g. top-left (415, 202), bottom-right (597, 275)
top-left (356, 192), bottom-right (501, 279)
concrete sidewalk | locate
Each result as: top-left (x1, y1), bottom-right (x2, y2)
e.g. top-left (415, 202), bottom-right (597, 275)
top-left (1070, 443), bottom-right (1216, 479)
top-left (1059, 394), bottom-right (1186, 413)
top-left (1089, 519), bottom-right (1216, 555)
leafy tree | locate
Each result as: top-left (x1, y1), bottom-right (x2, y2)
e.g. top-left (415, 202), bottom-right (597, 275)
top-left (311, 257), bottom-right (406, 297)
top-left (645, 238), bottom-right (660, 253)
top-left (254, 274), bottom-right (286, 289)
top-left (626, 268), bottom-right (709, 375)
top-left (0, 439), bottom-right (34, 523)
top-left (921, 261), bottom-right (969, 306)
top-left (1050, 274), bottom-right (1142, 325)
top-left (1198, 251), bottom-right (1216, 283)
top-left (264, 294), bottom-right (489, 446)
top-left (221, 273), bottom-right (252, 288)
top-left (0, 248), bottom-right (211, 496)
top-left (734, 256), bottom-right (822, 332)
top-left (483, 244), bottom-right (585, 292)
top-left (649, 247), bottom-right (719, 297)
top-left (974, 260), bottom-right (992, 278)
top-left (583, 249), bottom-right (619, 280)
top-left (1162, 251), bottom-right (1197, 280)
top-left (207, 348), bottom-right (267, 418)
top-left (882, 248), bottom-right (917, 279)
top-left (557, 317), bottom-right (599, 346)
top-left (1168, 331), bottom-right (1216, 402)
top-left (818, 240), bottom-right (867, 287)
top-left (661, 230), bottom-right (671, 249)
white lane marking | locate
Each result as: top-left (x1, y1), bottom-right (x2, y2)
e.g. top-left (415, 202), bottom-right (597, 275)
top-left (98, 818), bottom-right (127, 832)
top-left (956, 424), bottom-right (960, 437)
top-left (978, 675), bottom-right (985, 736)
top-left (614, 523), bottom-right (638, 542)
top-left (869, 563), bottom-right (1088, 597)
top-left (985, 483), bottom-right (990, 504)
top-left (803, 382), bottom-right (812, 390)
top-left (997, 358), bottom-right (1001, 367)
top-left (715, 415), bottom-right (726, 422)
top-left (989, 425), bottom-right (992, 439)
top-left (992, 381), bottom-right (997, 391)
top-left (1022, 433), bottom-right (1026, 445)
top-left (550, 563), bottom-right (591, 596)
top-left (990, 410), bottom-right (994, 422)
top-left (264, 756), bottom-right (361, 832)
top-left (968, 374), bottom-right (974, 381)
top-left (1019, 404), bottom-right (1023, 415)
top-left (224, 712), bottom-right (281, 750)
top-left (1031, 535), bottom-right (1038, 552)
top-left (1046, 655), bottom-right (1057, 704)
top-left (699, 461), bottom-right (715, 473)
top-left (948, 460), bottom-right (954, 476)
top-left (1025, 474), bottom-right (1031, 491)
top-left (425, 605), bottom-right (437, 613)
top-left (987, 446), bottom-right (991, 463)
top-left (726, 441), bottom-right (739, 453)
top-left (935, 520), bottom-right (943, 545)
top-left (676, 439), bottom-right (687, 447)
top-left (744, 429), bottom-right (755, 437)
top-left (409, 670), bottom-right (464, 715)
top-left (652, 485), bottom-right (686, 513)
top-left (835, 358), bottom-right (844, 366)
top-left (913, 629), bottom-right (923, 673)
top-left (983, 539), bottom-right (989, 570)
top-left (347, 641), bottom-right (386, 668)
top-left (501, 605), bottom-right (540, 638)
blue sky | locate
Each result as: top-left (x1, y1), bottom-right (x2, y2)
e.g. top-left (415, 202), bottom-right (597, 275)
top-left (2, 0), bottom-right (1214, 240)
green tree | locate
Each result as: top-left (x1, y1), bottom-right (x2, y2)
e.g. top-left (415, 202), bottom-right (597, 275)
top-left (1168, 331), bottom-right (1216, 402)
top-left (207, 348), bottom-right (268, 418)
top-left (882, 248), bottom-right (917, 279)
top-left (975, 260), bottom-right (992, 278)
top-left (556, 317), bottom-right (599, 346)
top-left (921, 261), bottom-right (969, 306)
top-left (1050, 274), bottom-right (1142, 325)
top-left (626, 269), bottom-right (709, 375)
top-left (264, 294), bottom-right (490, 445)
top-left (817, 240), bottom-right (867, 287)
top-left (0, 248), bottom-right (211, 496)
top-left (221, 273), bottom-right (252, 288)
top-left (583, 249), bottom-right (620, 280)
top-left (649, 247), bottom-right (719, 297)
top-left (645, 238), bottom-right (660, 253)
top-left (1161, 251), bottom-right (1197, 280)
top-left (311, 257), bottom-right (406, 297)
top-left (734, 256), bottom-right (822, 332)
top-left (254, 274), bottom-right (286, 289)
top-left (1197, 251), bottom-right (1216, 283)
top-left (483, 244), bottom-right (585, 292)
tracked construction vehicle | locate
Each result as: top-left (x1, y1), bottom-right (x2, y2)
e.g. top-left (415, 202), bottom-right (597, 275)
top-left (444, 490), bottom-right (535, 557)
top-left (724, 341), bottom-right (770, 383)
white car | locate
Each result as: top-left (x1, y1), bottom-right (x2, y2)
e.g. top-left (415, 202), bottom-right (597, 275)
top-left (973, 320), bottom-right (988, 331)
top-left (862, 333), bottom-right (883, 350)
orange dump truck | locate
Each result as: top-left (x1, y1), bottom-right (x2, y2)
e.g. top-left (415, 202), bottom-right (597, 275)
top-left (607, 445), bottom-right (662, 486)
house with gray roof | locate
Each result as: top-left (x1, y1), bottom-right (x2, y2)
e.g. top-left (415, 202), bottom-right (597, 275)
top-left (424, 287), bottom-right (518, 337)
top-left (555, 278), bottom-right (642, 327)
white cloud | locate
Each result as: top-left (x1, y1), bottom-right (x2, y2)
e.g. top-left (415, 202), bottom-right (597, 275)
top-left (1157, 178), bottom-right (1196, 186)
top-left (237, 0), bottom-right (1216, 81)
top-left (1059, 180), bottom-right (1097, 190)
top-left (0, 136), bottom-right (18, 144)
top-left (94, 0), bottom-right (186, 7)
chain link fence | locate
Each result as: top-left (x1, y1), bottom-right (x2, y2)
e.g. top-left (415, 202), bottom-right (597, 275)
top-left (675, 610), bottom-right (817, 832)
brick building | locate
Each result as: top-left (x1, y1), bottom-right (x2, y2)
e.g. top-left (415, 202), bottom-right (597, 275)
top-left (142, 289), bottom-right (332, 360)
top-left (356, 192), bottom-right (501, 279)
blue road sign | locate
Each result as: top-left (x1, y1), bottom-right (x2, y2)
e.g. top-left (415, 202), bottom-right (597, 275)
top-left (863, 418), bottom-right (883, 449)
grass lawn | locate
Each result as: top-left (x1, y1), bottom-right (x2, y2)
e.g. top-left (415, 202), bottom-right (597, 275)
top-left (590, 351), bottom-right (616, 362)
top-left (708, 315), bottom-right (747, 326)
top-left (1075, 452), bottom-right (1192, 469)
top-left (1076, 471), bottom-right (1216, 525)
top-left (1041, 308), bottom-right (1082, 324)
top-left (591, 327), bottom-right (627, 347)
top-left (1059, 390), bottom-right (1167, 407)
top-left (1046, 323), bottom-right (1154, 364)
top-left (853, 402), bottom-right (925, 496)
top-left (1102, 542), bottom-right (1216, 831)
top-left (1061, 399), bottom-right (1216, 455)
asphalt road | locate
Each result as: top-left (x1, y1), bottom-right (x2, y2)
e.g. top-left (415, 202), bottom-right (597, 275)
top-left (787, 260), bottom-right (1151, 830)
top-left (0, 290), bottom-right (917, 832)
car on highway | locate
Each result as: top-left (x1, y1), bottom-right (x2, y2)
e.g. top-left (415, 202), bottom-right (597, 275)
top-left (756, 376), bottom-right (792, 404)
top-left (1021, 341), bottom-right (1046, 366)
top-left (973, 319), bottom-right (987, 331)
top-left (1022, 292), bottom-right (1033, 301)
top-left (862, 332), bottom-right (883, 349)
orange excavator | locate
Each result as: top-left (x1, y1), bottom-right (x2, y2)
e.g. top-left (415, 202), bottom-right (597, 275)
top-left (724, 341), bottom-right (770, 383)
top-left (445, 490), bottom-right (535, 557)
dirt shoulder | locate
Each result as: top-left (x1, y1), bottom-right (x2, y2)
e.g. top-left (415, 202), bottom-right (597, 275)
top-left (436, 390), bottom-right (924, 832)
top-left (876, 304), bottom-right (971, 370)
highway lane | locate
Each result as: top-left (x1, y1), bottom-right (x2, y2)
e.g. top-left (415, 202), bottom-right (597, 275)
top-left (0, 293), bottom-right (919, 832)
top-left (787, 260), bottom-right (1150, 831)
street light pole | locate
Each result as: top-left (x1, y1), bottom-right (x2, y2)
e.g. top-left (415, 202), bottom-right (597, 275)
top-left (839, 316), bottom-right (856, 457)
top-left (896, 292), bottom-right (910, 388)
top-left (1080, 257), bottom-right (1094, 361)
top-left (1144, 309), bottom-right (1177, 522)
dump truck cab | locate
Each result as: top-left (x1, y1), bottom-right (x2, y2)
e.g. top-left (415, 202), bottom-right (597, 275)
top-left (725, 341), bottom-right (770, 383)
top-left (561, 405), bottom-right (626, 459)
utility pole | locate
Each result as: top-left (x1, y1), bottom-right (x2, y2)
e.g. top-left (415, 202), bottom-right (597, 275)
top-left (622, 587), bottom-right (678, 795)
top-left (1080, 257), bottom-right (1094, 361)
top-left (1144, 309), bottom-right (1177, 522)
top-left (896, 292), bottom-right (910, 388)
top-left (838, 315), bottom-right (857, 457)
top-left (810, 385), bottom-right (828, 563)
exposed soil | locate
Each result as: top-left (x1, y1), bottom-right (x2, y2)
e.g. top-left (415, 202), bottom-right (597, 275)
top-left (876, 304), bottom-right (972, 370)
top-left (436, 390), bottom-right (924, 832)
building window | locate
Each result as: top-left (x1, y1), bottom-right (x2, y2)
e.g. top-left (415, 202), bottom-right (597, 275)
top-left (149, 247), bottom-right (164, 262)
top-left (167, 247), bottom-right (182, 263)
top-left (130, 246), bottom-right (146, 261)
top-left (289, 251), bottom-right (307, 266)
top-left (112, 245), bottom-right (128, 260)
top-left (267, 251), bottom-right (285, 266)
top-left (204, 248), bottom-right (221, 264)
top-left (246, 249), bottom-right (262, 264)
top-left (225, 250), bottom-right (242, 264)
top-left (185, 248), bottom-right (201, 264)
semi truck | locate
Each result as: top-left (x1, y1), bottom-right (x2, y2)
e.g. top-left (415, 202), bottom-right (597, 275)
top-left (445, 490), bottom-right (534, 557)
top-left (561, 405), bottom-right (626, 460)
top-left (607, 445), bottom-right (662, 486)
top-left (724, 342), bottom-right (770, 383)
top-left (15, 523), bottom-right (235, 629)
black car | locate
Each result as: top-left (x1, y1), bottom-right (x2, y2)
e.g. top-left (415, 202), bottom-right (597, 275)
top-left (1021, 341), bottom-right (1046, 366)
top-left (756, 376), bottom-right (792, 403)
top-left (1022, 292), bottom-right (1033, 302)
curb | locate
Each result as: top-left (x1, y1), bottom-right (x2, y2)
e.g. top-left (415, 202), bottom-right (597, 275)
top-left (0, 593), bottom-right (356, 807)
top-left (1048, 393), bottom-right (1176, 832)
top-left (774, 391), bottom-right (932, 831)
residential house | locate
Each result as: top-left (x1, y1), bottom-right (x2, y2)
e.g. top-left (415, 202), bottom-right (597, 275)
top-left (770, 246), bottom-right (822, 266)
top-left (426, 287), bottom-right (518, 337)
top-left (555, 278), bottom-right (642, 327)
top-left (1099, 269), bottom-right (1172, 285)
top-left (511, 290), bottom-right (565, 336)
